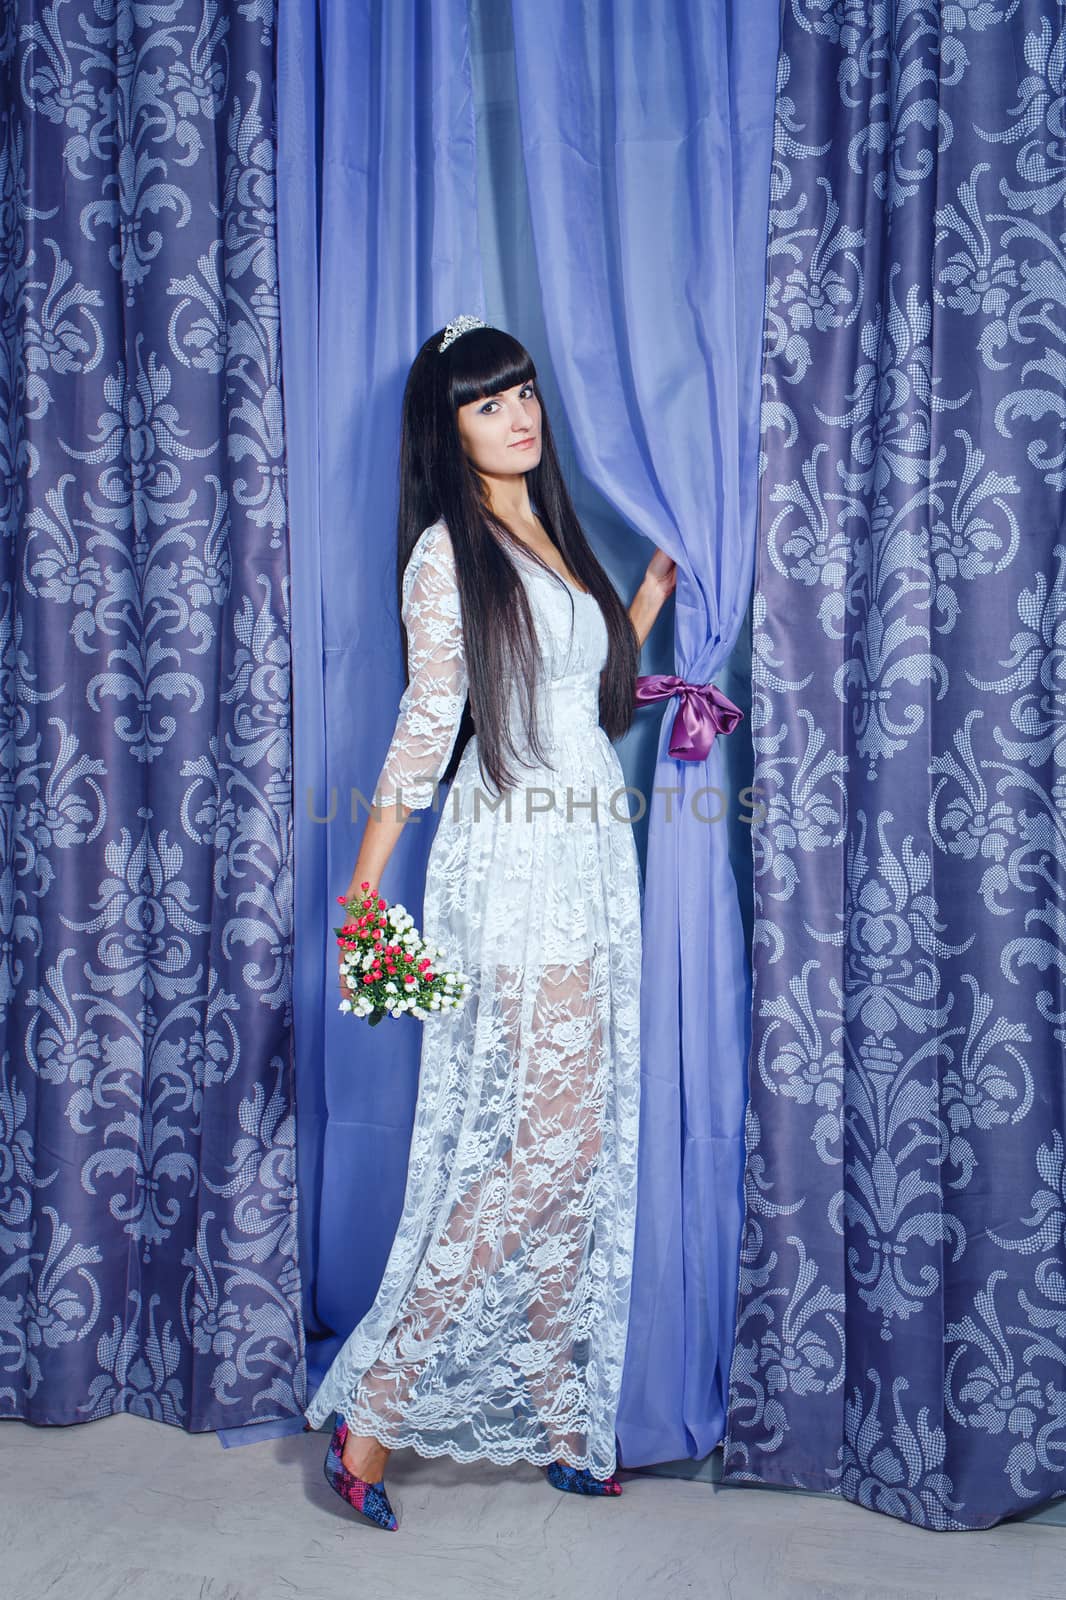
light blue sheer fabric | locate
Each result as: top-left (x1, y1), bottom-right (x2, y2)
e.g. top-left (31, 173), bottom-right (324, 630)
top-left (510, 0), bottom-right (779, 1465)
top-left (278, 0), bottom-right (485, 1381)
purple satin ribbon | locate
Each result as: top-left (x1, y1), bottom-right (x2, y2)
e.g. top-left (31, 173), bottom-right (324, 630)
top-left (634, 673), bottom-right (744, 761)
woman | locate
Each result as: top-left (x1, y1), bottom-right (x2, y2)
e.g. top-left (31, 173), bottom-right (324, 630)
top-left (304, 316), bottom-right (676, 1530)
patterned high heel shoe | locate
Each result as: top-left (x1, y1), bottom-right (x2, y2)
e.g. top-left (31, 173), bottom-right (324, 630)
top-left (323, 1414), bottom-right (399, 1530)
top-left (545, 1458), bottom-right (623, 1496)
top-left (513, 1395), bottom-right (624, 1497)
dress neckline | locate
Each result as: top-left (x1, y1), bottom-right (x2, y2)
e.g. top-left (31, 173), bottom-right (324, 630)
top-left (509, 540), bottom-right (592, 598)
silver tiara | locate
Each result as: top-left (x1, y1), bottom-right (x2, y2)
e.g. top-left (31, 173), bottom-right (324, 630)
top-left (439, 313), bottom-right (486, 353)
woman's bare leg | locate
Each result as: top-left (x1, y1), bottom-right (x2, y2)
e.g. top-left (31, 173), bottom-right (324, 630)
top-left (341, 1430), bottom-right (391, 1480)
top-left (516, 957), bottom-right (607, 1466)
top-left (336, 974), bottom-right (524, 1477)
top-left (333, 956), bottom-right (607, 1476)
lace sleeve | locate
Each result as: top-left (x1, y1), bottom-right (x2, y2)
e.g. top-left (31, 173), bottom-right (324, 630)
top-left (375, 522), bottom-right (469, 812)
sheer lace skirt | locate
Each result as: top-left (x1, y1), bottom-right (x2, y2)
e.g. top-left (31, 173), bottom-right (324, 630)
top-left (304, 729), bottom-right (642, 1474)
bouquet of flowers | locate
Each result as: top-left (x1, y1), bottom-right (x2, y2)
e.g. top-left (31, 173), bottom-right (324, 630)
top-left (335, 881), bottom-right (472, 1027)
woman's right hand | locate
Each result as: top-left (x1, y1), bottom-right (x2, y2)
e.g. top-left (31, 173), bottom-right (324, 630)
top-left (337, 886), bottom-right (358, 1005)
top-left (338, 880), bottom-right (377, 1005)
top-left (338, 941), bottom-right (356, 1004)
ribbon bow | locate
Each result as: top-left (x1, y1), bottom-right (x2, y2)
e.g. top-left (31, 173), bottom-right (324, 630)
top-left (634, 673), bottom-right (744, 761)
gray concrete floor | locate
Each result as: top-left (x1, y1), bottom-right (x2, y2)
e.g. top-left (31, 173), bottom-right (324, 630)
top-left (2, 1414), bottom-right (1065, 1600)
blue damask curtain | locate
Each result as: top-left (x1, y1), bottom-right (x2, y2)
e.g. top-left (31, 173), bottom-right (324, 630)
top-left (1, 2), bottom-right (304, 1428)
top-left (724, 0), bottom-right (1066, 1528)
top-left (277, 0), bottom-right (484, 1387)
top-left (510, 0), bottom-right (779, 1466)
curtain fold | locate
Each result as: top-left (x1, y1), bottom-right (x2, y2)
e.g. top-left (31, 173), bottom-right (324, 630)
top-left (1, 0), bottom-right (304, 1427)
top-left (278, 0), bottom-right (484, 1383)
top-left (724, 0), bottom-right (1066, 1529)
top-left (510, 0), bottom-right (779, 1465)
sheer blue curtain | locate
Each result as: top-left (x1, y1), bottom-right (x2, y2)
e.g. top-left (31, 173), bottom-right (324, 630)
top-left (467, 1), bottom-right (685, 887)
top-left (278, 0), bottom-right (484, 1386)
top-left (1, 2), bottom-right (304, 1427)
top-left (510, 0), bottom-right (779, 1465)
top-left (724, 0), bottom-right (1066, 1529)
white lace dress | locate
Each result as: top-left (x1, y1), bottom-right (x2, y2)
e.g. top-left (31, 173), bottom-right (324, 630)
top-left (303, 518), bottom-right (643, 1475)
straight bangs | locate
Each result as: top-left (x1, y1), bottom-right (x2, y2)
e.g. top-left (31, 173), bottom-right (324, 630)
top-left (444, 326), bottom-right (537, 410)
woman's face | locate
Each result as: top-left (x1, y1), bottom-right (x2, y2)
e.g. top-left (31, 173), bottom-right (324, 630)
top-left (456, 379), bottom-right (542, 480)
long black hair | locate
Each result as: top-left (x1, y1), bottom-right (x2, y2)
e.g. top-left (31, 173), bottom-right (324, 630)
top-left (395, 323), bottom-right (639, 798)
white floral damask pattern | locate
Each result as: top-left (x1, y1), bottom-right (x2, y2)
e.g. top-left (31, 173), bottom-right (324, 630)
top-left (0, 0), bottom-right (304, 1428)
top-left (723, 0), bottom-right (1066, 1528)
